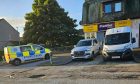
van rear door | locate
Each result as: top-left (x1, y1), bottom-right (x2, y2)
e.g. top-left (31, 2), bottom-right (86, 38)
top-left (4, 47), bottom-right (10, 63)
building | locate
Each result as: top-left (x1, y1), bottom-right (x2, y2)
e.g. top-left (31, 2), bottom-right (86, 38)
top-left (81, 0), bottom-right (140, 48)
top-left (0, 19), bottom-right (20, 50)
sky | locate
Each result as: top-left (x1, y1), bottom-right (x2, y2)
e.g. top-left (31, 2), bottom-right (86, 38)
top-left (0, 0), bottom-right (84, 37)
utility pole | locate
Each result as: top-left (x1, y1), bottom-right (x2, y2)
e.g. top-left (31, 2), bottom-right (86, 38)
top-left (16, 27), bottom-right (20, 45)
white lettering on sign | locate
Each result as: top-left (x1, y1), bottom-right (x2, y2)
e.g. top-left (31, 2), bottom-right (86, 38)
top-left (99, 24), bottom-right (113, 28)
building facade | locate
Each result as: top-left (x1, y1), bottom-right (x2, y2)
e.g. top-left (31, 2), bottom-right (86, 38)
top-left (0, 19), bottom-right (20, 50)
top-left (81, 0), bottom-right (140, 47)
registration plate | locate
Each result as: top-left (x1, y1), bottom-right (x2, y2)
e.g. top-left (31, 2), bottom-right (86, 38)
top-left (112, 56), bottom-right (120, 59)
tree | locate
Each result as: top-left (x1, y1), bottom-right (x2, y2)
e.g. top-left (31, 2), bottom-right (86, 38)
top-left (23, 0), bottom-right (82, 47)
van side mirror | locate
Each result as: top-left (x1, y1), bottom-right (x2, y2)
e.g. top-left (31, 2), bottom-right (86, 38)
top-left (132, 38), bottom-right (136, 43)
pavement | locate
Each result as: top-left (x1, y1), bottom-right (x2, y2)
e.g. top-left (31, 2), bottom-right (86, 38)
top-left (0, 79), bottom-right (140, 84)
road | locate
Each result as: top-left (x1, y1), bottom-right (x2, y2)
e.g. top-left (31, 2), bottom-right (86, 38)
top-left (0, 53), bottom-right (71, 69)
top-left (0, 53), bottom-right (140, 84)
top-left (0, 53), bottom-right (137, 68)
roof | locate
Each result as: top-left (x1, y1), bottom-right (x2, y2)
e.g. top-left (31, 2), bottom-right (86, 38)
top-left (0, 18), bottom-right (19, 34)
top-left (0, 18), bottom-right (4, 22)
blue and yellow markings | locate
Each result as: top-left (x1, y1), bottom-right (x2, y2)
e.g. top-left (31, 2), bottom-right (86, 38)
top-left (16, 50), bottom-right (46, 58)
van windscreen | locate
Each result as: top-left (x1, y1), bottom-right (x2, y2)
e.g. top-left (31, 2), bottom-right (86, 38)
top-left (105, 33), bottom-right (130, 45)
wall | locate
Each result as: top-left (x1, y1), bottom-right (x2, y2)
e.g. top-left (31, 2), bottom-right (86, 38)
top-left (131, 19), bottom-right (140, 48)
top-left (0, 19), bottom-right (19, 41)
top-left (126, 0), bottom-right (140, 19)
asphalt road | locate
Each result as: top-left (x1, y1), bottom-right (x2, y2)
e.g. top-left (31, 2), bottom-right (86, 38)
top-left (0, 53), bottom-right (72, 69)
top-left (0, 53), bottom-right (137, 69)
top-left (0, 53), bottom-right (140, 84)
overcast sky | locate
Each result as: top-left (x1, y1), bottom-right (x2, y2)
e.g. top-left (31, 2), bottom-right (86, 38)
top-left (0, 0), bottom-right (84, 37)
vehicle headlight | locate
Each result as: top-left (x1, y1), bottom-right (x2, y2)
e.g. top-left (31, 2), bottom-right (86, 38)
top-left (71, 50), bottom-right (74, 54)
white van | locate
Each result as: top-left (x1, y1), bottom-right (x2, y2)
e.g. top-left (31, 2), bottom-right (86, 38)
top-left (71, 39), bottom-right (100, 60)
top-left (102, 27), bottom-right (136, 61)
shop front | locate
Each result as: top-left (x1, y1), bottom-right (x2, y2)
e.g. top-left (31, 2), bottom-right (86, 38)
top-left (83, 20), bottom-right (132, 46)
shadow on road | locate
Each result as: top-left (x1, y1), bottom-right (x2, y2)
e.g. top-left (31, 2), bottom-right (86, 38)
top-left (100, 58), bottom-right (136, 65)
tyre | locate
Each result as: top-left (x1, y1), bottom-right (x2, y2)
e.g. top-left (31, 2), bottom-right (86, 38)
top-left (45, 54), bottom-right (50, 60)
top-left (12, 59), bottom-right (21, 66)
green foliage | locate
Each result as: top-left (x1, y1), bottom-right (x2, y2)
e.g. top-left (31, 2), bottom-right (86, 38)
top-left (23, 0), bottom-right (82, 47)
top-left (0, 51), bottom-right (4, 61)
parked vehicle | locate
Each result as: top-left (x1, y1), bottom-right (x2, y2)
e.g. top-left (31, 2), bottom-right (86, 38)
top-left (71, 39), bottom-right (100, 60)
top-left (4, 44), bottom-right (52, 66)
top-left (102, 27), bottom-right (136, 61)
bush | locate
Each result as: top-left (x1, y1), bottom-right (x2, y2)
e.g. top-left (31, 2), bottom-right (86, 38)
top-left (0, 51), bottom-right (4, 61)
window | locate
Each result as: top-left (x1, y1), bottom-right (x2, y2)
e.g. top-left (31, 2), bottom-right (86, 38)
top-left (20, 46), bottom-right (32, 52)
top-left (104, 4), bottom-right (112, 13)
top-left (105, 33), bottom-right (130, 45)
top-left (76, 40), bottom-right (92, 47)
top-left (11, 47), bottom-right (20, 52)
top-left (33, 45), bottom-right (44, 51)
top-left (103, 1), bottom-right (122, 14)
top-left (115, 2), bottom-right (122, 12)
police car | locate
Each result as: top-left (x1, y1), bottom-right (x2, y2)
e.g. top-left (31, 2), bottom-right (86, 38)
top-left (4, 44), bottom-right (52, 66)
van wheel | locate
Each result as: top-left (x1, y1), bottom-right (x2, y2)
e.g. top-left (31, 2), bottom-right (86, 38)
top-left (45, 54), bottom-right (50, 60)
top-left (13, 59), bottom-right (21, 66)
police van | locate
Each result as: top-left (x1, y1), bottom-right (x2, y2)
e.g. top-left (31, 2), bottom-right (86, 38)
top-left (4, 44), bottom-right (52, 66)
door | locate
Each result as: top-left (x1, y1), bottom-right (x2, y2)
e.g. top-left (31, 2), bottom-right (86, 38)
top-left (20, 46), bottom-right (32, 60)
top-left (4, 48), bottom-right (10, 63)
top-left (32, 45), bottom-right (45, 58)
